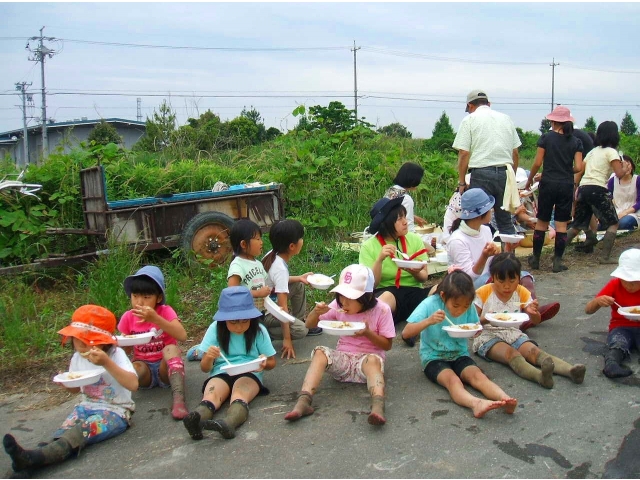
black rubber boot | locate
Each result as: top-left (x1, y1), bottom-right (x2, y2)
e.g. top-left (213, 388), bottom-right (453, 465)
top-left (527, 254), bottom-right (540, 270)
top-left (552, 256), bottom-right (568, 272)
top-left (183, 400), bottom-right (216, 440)
top-left (603, 349), bottom-right (632, 378)
top-left (598, 231), bottom-right (618, 264)
top-left (208, 399), bottom-right (249, 440)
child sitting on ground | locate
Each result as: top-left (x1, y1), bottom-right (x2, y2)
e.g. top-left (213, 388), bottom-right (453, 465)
top-left (3, 305), bottom-right (138, 475)
top-left (117, 265), bottom-right (188, 420)
top-left (402, 269), bottom-right (518, 418)
top-left (474, 252), bottom-right (586, 388)
top-left (183, 286), bottom-right (276, 440)
top-left (284, 264), bottom-right (395, 426)
top-left (585, 248), bottom-right (640, 378)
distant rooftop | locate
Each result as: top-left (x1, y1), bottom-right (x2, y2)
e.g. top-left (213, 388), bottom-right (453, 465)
top-left (0, 118), bottom-right (145, 137)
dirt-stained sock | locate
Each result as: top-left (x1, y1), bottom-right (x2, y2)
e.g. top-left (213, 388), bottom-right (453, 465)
top-left (284, 391), bottom-right (315, 422)
top-left (508, 355), bottom-right (553, 388)
top-left (537, 351), bottom-right (585, 384)
top-left (368, 395), bottom-right (386, 426)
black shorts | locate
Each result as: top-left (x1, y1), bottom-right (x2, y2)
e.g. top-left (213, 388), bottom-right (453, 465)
top-left (573, 185), bottom-right (619, 230)
top-left (202, 373), bottom-right (270, 396)
top-left (424, 356), bottom-right (478, 384)
top-left (374, 286), bottom-right (432, 324)
top-left (537, 180), bottom-right (574, 223)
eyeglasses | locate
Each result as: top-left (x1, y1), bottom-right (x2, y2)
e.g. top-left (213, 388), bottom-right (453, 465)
top-left (228, 319), bottom-right (250, 325)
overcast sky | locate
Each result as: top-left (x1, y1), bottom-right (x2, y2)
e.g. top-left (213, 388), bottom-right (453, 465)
top-left (1, 2), bottom-right (639, 139)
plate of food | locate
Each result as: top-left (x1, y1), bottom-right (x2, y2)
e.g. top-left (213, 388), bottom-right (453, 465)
top-left (392, 258), bottom-right (429, 269)
top-left (220, 358), bottom-right (266, 376)
top-left (617, 306), bottom-right (640, 321)
top-left (307, 274), bottom-right (335, 290)
top-left (115, 330), bottom-right (157, 346)
top-left (415, 224), bottom-right (436, 234)
top-left (485, 312), bottom-right (529, 327)
top-left (318, 320), bottom-right (366, 336)
top-left (53, 368), bottom-right (106, 388)
top-left (495, 233), bottom-right (525, 244)
top-left (442, 323), bottom-right (482, 338)
top-left (264, 297), bottom-right (296, 324)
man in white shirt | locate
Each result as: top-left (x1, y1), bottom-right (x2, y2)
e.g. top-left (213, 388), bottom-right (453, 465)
top-left (453, 89), bottom-right (521, 235)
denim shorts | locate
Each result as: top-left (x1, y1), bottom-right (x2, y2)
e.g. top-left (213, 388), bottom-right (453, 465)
top-left (476, 334), bottom-right (537, 360)
top-left (424, 356), bottom-right (477, 384)
top-left (137, 359), bottom-right (170, 389)
top-left (607, 327), bottom-right (640, 356)
top-left (53, 406), bottom-right (129, 446)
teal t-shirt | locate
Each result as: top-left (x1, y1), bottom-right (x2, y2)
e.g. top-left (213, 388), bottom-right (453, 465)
top-left (407, 295), bottom-right (479, 368)
top-left (199, 321), bottom-right (276, 383)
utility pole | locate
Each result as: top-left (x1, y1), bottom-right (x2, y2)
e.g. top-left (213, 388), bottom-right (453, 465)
top-left (15, 82), bottom-right (33, 167)
top-left (137, 97), bottom-right (142, 121)
top-left (351, 40), bottom-right (360, 125)
top-left (27, 26), bottom-right (58, 161)
top-left (550, 58), bottom-right (559, 112)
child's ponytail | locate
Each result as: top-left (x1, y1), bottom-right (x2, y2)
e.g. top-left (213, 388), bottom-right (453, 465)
top-left (263, 220), bottom-right (305, 271)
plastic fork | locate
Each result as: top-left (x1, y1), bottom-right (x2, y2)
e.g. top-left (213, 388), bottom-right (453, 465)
top-left (396, 249), bottom-right (410, 260)
top-left (217, 350), bottom-right (232, 366)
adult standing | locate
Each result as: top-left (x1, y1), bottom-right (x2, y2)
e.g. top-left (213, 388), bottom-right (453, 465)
top-left (453, 89), bottom-right (522, 236)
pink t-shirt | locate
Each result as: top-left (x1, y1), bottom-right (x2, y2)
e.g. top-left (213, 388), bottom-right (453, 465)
top-left (117, 304), bottom-right (179, 363)
top-left (318, 300), bottom-right (395, 359)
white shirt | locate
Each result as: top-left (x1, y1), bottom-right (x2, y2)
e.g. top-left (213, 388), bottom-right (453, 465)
top-left (267, 255), bottom-right (290, 294)
top-left (446, 224), bottom-right (494, 282)
top-left (452, 106), bottom-right (521, 168)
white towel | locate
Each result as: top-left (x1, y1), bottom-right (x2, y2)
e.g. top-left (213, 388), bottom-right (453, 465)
top-left (502, 164), bottom-right (520, 214)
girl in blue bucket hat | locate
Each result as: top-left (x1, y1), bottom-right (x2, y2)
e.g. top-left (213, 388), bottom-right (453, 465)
top-left (118, 265), bottom-right (189, 420)
top-left (183, 286), bottom-right (276, 441)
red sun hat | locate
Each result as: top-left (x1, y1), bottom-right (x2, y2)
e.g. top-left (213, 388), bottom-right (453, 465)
top-left (546, 106), bottom-right (575, 123)
top-left (58, 304), bottom-right (117, 346)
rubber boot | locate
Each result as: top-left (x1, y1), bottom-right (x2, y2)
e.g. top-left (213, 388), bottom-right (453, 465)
top-left (209, 399), bottom-right (249, 439)
top-left (598, 231), bottom-right (618, 264)
top-left (167, 357), bottom-right (188, 420)
top-left (284, 392), bottom-right (314, 422)
top-left (552, 256), bottom-right (568, 273)
top-left (183, 400), bottom-right (216, 440)
top-left (3, 425), bottom-right (84, 472)
top-left (508, 355), bottom-right (554, 389)
top-left (368, 395), bottom-right (386, 426)
top-left (575, 230), bottom-right (598, 253)
top-left (537, 351), bottom-right (586, 384)
top-left (603, 348), bottom-right (632, 378)
top-left (527, 253), bottom-right (540, 270)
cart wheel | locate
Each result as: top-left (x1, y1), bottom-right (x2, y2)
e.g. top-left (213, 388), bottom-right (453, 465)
top-left (181, 212), bottom-right (235, 267)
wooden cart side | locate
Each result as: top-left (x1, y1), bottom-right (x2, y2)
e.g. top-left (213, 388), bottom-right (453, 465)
top-left (80, 166), bottom-right (109, 234)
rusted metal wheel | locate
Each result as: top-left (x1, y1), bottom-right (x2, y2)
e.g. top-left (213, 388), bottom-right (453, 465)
top-left (180, 212), bottom-right (235, 267)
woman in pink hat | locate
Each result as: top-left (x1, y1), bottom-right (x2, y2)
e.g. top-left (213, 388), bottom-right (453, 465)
top-left (525, 106), bottom-right (584, 273)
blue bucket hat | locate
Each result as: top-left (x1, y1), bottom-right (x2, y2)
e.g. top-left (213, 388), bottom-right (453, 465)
top-left (213, 286), bottom-right (263, 322)
top-left (123, 265), bottom-right (166, 304)
top-left (369, 196), bottom-right (404, 234)
top-left (458, 188), bottom-right (495, 220)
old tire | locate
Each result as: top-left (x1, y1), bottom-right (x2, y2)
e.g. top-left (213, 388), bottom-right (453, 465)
top-left (181, 212), bottom-right (235, 267)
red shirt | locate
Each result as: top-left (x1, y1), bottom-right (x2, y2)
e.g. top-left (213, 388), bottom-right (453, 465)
top-left (597, 278), bottom-right (640, 331)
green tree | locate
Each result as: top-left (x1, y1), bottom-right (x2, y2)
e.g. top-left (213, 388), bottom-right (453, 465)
top-left (539, 118), bottom-right (551, 135)
top-left (87, 120), bottom-right (122, 146)
top-left (424, 111), bottom-right (455, 153)
top-left (221, 116), bottom-right (260, 149)
top-left (241, 106), bottom-right (267, 142)
top-left (265, 127), bottom-right (282, 141)
top-left (133, 100), bottom-right (177, 152)
top-left (378, 122), bottom-right (412, 138)
top-left (583, 116), bottom-right (597, 133)
top-left (620, 111), bottom-right (638, 136)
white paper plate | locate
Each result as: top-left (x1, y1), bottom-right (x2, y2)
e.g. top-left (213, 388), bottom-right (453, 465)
top-left (617, 306), bottom-right (640, 321)
top-left (53, 368), bottom-right (105, 388)
top-left (442, 323), bottom-right (482, 338)
top-left (495, 234), bottom-right (524, 244)
top-left (485, 312), bottom-right (529, 327)
top-left (307, 274), bottom-right (335, 290)
top-left (264, 297), bottom-right (296, 324)
top-left (116, 330), bottom-right (156, 346)
top-left (392, 258), bottom-right (429, 269)
top-left (220, 358), bottom-right (265, 376)
top-left (520, 182), bottom-right (539, 196)
top-left (433, 252), bottom-right (449, 264)
top-left (318, 320), bottom-right (366, 336)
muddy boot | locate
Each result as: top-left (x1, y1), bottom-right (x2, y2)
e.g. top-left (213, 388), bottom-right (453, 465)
top-left (183, 400), bottom-right (216, 440)
top-left (167, 358), bottom-right (188, 420)
top-left (3, 425), bottom-right (84, 473)
top-left (527, 254), bottom-right (540, 270)
top-left (575, 230), bottom-right (598, 253)
top-left (603, 349), bottom-right (632, 378)
top-left (552, 256), bottom-right (568, 273)
top-left (508, 355), bottom-right (553, 389)
top-left (209, 399), bottom-right (249, 439)
top-left (284, 392), bottom-right (314, 422)
top-left (368, 395), bottom-right (386, 426)
top-left (537, 351), bottom-right (586, 384)
top-left (598, 231), bottom-right (618, 264)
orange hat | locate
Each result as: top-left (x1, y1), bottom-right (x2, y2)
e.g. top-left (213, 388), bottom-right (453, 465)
top-left (57, 304), bottom-right (117, 346)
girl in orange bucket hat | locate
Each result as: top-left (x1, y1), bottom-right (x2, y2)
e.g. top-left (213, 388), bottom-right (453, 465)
top-left (3, 305), bottom-right (138, 475)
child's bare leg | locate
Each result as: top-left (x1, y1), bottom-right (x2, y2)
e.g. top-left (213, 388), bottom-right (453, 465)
top-left (488, 342), bottom-right (553, 389)
top-left (362, 355), bottom-right (386, 425)
top-left (527, 346), bottom-right (586, 384)
top-left (183, 378), bottom-right (230, 440)
top-left (437, 369), bottom-right (506, 418)
top-left (285, 349), bottom-right (328, 421)
top-left (459, 366), bottom-right (517, 414)
top-left (133, 360), bottom-right (152, 388)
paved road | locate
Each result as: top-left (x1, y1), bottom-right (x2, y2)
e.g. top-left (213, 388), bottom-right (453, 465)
top-left (2, 259), bottom-right (639, 479)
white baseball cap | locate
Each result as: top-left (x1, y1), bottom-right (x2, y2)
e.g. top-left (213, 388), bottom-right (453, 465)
top-left (331, 264), bottom-right (375, 299)
top-left (611, 249), bottom-right (640, 282)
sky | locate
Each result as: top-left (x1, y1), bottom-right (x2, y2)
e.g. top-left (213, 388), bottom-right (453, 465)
top-left (1, 1), bottom-right (639, 140)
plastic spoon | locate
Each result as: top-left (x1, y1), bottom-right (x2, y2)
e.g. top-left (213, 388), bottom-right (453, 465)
top-left (396, 249), bottom-right (410, 260)
top-left (613, 301), bottom-right (624, 309)
top-left (217, 350), bottom-right (232, 366)
top-left (443, 313), bottom-right (456, 327)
